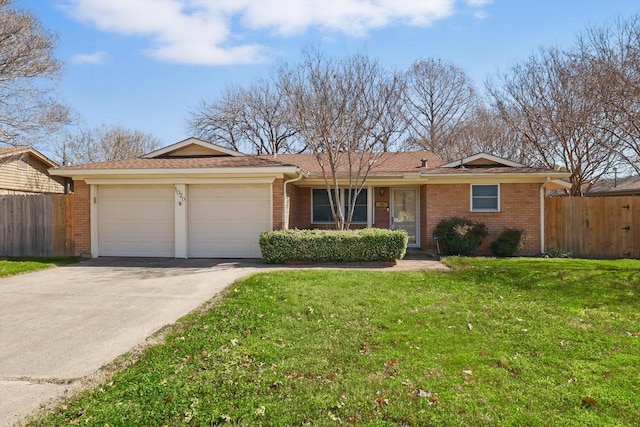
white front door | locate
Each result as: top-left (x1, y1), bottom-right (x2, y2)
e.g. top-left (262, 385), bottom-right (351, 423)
top-left (391, 187), bottom-right (419, 247)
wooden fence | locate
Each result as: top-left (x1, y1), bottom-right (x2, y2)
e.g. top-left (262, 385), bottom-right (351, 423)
top-left (545, 196), bottom-right (640, 259)
top-left (0, 194), bottom-right (74, 257)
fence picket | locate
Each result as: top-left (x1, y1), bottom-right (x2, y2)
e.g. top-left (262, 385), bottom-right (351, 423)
top-left (0, 194), bottom-right (75, 257)
top-left (545, 196), bottom-right (639, 259)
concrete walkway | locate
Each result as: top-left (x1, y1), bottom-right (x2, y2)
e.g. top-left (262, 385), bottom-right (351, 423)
top-left (0, 257), bottom-right (445, 426)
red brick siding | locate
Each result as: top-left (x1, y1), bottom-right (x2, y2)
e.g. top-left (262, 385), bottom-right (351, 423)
top-left (73, 180), bottom-right (91, 256)
top-left (272, 178), bottom-right (284, 230)
top-left (424, 183), bottom-right (541, 255)
top-left (289, 185), bottom-right (311, 229)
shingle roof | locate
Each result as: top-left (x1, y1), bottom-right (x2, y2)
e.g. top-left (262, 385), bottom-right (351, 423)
top-left (262, 151), bottom-right (443, 176)
top-left (55, 155), bottom-right (296, 170)
top-left (0, 145), bottom-right (59, 167)
top-left (423, 166), bottom-right (560, 175)
top-left (0, 146), bottom-right (30, 158)
top-left (585, 175), bottom-right (640, 195)
top-left (52, 149), bottom-right (563, 178)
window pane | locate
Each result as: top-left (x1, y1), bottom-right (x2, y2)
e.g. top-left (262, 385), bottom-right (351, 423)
top-left (313, 188), bottom-right (368, 223)
top-left (473, 185), bottom-right (498, 197)
top-left (473, 197), bottom-right (498, 210)
top-left (313, 188), bottom-right (330, 204)
top-left (345, 189), bottom-right (367, 223)
top-left (312, 189), bottom-right (334, 222)
top-left (352, 205), bottom-right (368, 222)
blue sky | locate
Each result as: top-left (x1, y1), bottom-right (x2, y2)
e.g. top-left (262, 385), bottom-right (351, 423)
top-left (15, 0), bottom-right (640, 150)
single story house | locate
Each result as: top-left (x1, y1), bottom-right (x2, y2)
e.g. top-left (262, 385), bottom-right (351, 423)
top-left (50, 137), bottom-right (570, 258)
top-left (0, 146), bottom-right (67, 195)
top-left (583, 175), bottom-right (640, 197)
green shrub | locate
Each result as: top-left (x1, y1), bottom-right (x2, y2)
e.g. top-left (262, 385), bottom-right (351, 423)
top-left (433, 216), bottom-right (488, 256)
top-left (543, 248), bottom-right (573, 258)
top-left (259, 228), bottom-right (408, 264)
top-left (490, 228), bottom-right (527, 257)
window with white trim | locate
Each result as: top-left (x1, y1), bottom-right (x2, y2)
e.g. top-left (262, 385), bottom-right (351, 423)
top-left (312, 188), bottom-right (368, 223)
top-left (471, 184), bottom-right (499, 212)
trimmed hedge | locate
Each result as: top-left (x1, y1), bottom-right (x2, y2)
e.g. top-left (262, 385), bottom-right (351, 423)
top-left (259, 228), bottom-right (408, 264)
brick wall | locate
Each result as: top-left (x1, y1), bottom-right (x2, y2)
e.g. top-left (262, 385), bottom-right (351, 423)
top-left (272, 178), bottom-right (284, 230)
top-left (73, 180), bottom-right (91, 256)
top-left (424, 183), bottom-right (541, 255)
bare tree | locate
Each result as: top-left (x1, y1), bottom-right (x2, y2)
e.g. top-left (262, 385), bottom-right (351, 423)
top-left (189, 77), bottom-right (301, 154)
top-left (577, 15), bottom-right (640, 174)
top-left (60, 125), bottom-right (162, 164)
top-left (486, 47), bottom-right (618, 195)
top-left (403, 58), bottom-right (479, 161)
top-left (0, 0), bottom-right (69, 148)
top-left (456, 105), bottom-right (532, 163)
top-left (280, 51), bottom-right (405, 229)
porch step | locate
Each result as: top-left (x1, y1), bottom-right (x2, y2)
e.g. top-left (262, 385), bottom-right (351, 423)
top-left (403, 248), bottom-right (439, 260)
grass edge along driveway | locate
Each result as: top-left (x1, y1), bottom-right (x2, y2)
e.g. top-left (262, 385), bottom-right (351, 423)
top-left (0, 258), bottom-right (76, 278)
top-left (30, 257), bottom-right (640, 426)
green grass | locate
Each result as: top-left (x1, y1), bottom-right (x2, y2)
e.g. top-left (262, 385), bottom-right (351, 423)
top-left (33, 258), bottom-right (640, 426)
top-left (0, 257), bottom-right (77, 277)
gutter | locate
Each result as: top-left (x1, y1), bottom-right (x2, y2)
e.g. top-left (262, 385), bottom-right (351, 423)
top-left (283, 170), bottom-right (306, 230)
top-left (540, 182), bottom-right (546, 254)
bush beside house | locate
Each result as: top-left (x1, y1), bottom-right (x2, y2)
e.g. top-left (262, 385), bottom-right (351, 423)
top-left (490, 228), bottom-right (527, 257)
top-left (259, 228), bottom-right (408, 264)
top-left (432, 216), bottom-right (488, 256)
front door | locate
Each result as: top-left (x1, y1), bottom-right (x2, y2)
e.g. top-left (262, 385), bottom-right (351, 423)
top-left (391, 187), bottom-right (419, 247)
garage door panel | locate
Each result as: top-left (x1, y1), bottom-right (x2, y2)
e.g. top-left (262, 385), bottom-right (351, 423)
top-left (98, 185), bottom-right (174, 257)
top-left (188, 184), bottom-right (270, 258)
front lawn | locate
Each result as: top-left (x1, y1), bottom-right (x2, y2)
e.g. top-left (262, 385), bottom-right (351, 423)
top-left (0, 258), bottom-right (76, 278)
top-left (33, 258), bottom-right (639, 426)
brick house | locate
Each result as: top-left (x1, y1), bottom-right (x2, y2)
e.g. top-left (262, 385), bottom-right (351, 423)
top-left (50, 138), bottom-right (570, 258)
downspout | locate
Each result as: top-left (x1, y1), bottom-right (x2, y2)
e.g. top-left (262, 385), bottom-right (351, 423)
top-left (283, 170), bottom-right (304, 230)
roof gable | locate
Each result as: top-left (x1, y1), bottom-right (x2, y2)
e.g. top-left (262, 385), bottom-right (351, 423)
top-left (141, 137), bottom-right (245, 159)
top-left (0, 146), bottom-right (59, 168)
top-left (441, 153), bottom-right (525, 168)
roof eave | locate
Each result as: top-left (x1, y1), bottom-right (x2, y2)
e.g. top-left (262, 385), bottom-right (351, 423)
top-left (49, 166), bottom-right (300, 179)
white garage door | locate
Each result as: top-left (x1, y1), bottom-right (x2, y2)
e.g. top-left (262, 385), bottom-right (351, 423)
top-left (98, 185), bottom-right (175, 257)
top-left (188, 184), bottom-right (271, 258)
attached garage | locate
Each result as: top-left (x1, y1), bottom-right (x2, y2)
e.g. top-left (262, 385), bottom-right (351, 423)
top-left (50, 138), bottom-right (300, 259)
top-left (97, 185), bottom-right (175, 257)
top-left (94, 183), bottom-right (272, 258)
top-left (188, 184), bottom-right (271, 258)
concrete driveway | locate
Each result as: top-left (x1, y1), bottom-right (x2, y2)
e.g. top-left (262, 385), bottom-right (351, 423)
top-left (0, 258), bottom-right (263, 426)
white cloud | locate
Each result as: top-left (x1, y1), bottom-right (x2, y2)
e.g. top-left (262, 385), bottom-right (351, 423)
top-left (61, 0), bottom-right (486, 65)
top-left (72, 51), bottom-right (108, 64)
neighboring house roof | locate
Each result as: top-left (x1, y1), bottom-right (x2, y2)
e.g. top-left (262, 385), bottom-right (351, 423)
top-left (0, 146), bottom-right (59, 167)
top-left (1, 145), bottom-right (66, 194)
top-left (584, 176), bottom-right (640, 196)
